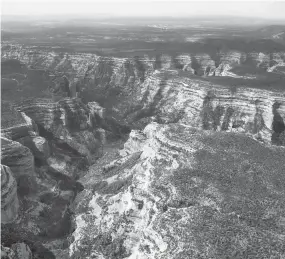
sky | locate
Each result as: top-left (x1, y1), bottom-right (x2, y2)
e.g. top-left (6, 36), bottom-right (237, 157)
top-left (2, 0), bottom-right (285, 20)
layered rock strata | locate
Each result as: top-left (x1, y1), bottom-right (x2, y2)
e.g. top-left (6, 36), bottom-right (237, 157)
top-left (1, 108), bottom-right (50, 162)
top-left (128, 72), bottom-right (285, 145)
top-left (2, 44), bottom-right (285, 90)
top-left (1, 98), bottom-right (110, 258)
top-left (1, 165), bottom-right (19, 224)
top-left (1, 137), bottom-right (36, 195)
top-left (16, 98), bottom-right (104, 171)
top-left (70, 122), bottom-right (285, 259)
top-left (1, 110), bottom-right (38, 141)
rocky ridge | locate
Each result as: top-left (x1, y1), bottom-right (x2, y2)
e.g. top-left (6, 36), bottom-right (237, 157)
top-left (70, 122), bottom-right (285, 259)
top-left (126, 71), bottom-right (285, 145)
top-left (2, 42), bottom-right (285, 258)
top-left (16, 98), bottom-right (104, 167)
top-left (2, 44), bottom-right (285, 89)
top-left (2, 45), bottom-right (285, 146)
top-left (1, 98), bottom-right (108, 258)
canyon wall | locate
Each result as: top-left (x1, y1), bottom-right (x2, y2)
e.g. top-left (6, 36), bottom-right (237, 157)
top-left (1, 165), bottom-right (19, 224)
top-left (2, 43), bottom-right (285, 258)
top-left (2, 44), bottom-right (285, 146)
top-left (70, 122), bottom-right (285, 258)
top-left (1, 98), bottom-right (108, 258)
top-left (127, 72), bottom-right (285, 145)
top-left (2, 44), bottom-right (285, 89)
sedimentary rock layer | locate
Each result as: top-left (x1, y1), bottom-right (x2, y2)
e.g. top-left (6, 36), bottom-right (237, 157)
top-left (1, 137), bottom-right (36, 195)
top-left (1, 110), bottom-right (38, 141)
top-left (16, 97), bottom-right (103, 163)
top-left (2, 44), bottom-right (285, 87)
top-left (1, 164), bottom-right (19, 224)
top-left (128, 71), bottom-right (285, 144)
top-left (70, 122), bottom-right (285, 259)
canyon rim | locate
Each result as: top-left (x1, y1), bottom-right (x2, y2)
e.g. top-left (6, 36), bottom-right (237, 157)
top-left (1, 1), bottom-right (285, 258)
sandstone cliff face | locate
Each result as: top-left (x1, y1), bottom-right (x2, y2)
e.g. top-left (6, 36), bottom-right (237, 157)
top-left (70, 122), bottom-right (285, 258)
top-left (16, 98), bottom-right (104, 171)
top-left (1, 165), bottom-right (19, 224)
top-left (2, 44), bottom-right (285, 91)
top-left (1, 137), bottom-right (36, 195)
top-left (2, 45), bottom-right (285, 140)
top-left (1, 98), bottom-right (110, 258)
top-left (2, 42), bottom-right (285, 258)
top-left (1, 108), bottom-right (50, 162)
top-left (1, 110), bottom-right (38, 141)
top-left (127, 72), bottom-right (285, 145)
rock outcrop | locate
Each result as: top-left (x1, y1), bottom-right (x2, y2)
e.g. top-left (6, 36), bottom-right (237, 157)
top-left (1, 108), bottom-right (50, 162)
top-left (70, 122), bottom-right (285, 259)
top-left (127, 71), bottom-right (285, 145)
top-left (1, 243), bottom-right (33, 259)
top-left (87, 102), bottom-right (106, 120)
top-left (1, 110), bottom-right (38, 141)
top-left (2, 44), bottom-right (285, 84)
top-left (1, 40), bottom-right (285, 259)
top-left (1, 97), bottom-right (110, 258)
top-left (1, 165), bottom-right (19, 224)
top-left (17, 135), bottom-right (50, 161)
top-left (1, 137), bottom-right (36, 195)
top-left (16, 98), bottom-right (104, 172)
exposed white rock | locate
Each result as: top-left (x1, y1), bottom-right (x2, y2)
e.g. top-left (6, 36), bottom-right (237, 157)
top-left (88, 102), bottom-right (106, 120)
top-left (70, 122), bottom-right (285, 258)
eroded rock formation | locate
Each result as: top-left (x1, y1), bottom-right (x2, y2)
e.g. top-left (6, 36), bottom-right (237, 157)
top-left (1, 41), bottom-right (285, 259)
top-left (16, 98), bottom-right (105, 170)
top-left (2, 44), bottom-right (285, 90)
top-left (1, 98), bottom-right (108, 258)
top-left (1, 137), bottom-right (36, 195)
top-left (127, 71), bottom-right (285, 145)
top-left (1, 165), bottom-right (19, 224)
top-left (70, 122), bottom-right (285, 259)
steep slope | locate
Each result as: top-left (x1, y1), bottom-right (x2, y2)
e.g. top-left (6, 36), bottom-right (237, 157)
top-left (126, 71), bottom-right (285, 145)
top-left (2, 44), bottom-right (285, 91)
top-left (2, 44), bottom-right (285, 143)
top-left (0, 99), bottom-right (108, 258)
top-left (70, 122), bottom-right (285, 259)
top-left (16, 98), bottom-right (105, 173)
top-left (1, 39), bottom-right (285, 259)
top-left (1, 137), bottom-right (36, 195)
top-left (1, 165), bottom-right (19, 224)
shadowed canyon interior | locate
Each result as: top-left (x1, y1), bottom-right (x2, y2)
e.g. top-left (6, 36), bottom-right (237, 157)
top-left (1, 16), bottom-right (285, 259)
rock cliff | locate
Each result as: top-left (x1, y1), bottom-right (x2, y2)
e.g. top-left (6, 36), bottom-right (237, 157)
top-left (1, 243), bottom-right (33, 259)
top-left (1, 98), bottom-right (108, 258)
top-left (1, 137), bottom-right (36, 195)
top-left (2, 44), bottom-right (285, 91)
top-left (16, 98), bottom-right (105, 174)
top-left (11, 243), bottom-right (33, 259)
top-left (70, 122), bottom-right (285, 259)
top-left (2, 45), bottom-right (285, 147)
top-left (1, 165), bottom-right (19, 224)
top-left (127, 71), bottom-right (285, 145)
top-left (1, 108), bottom-right (50, 162)
top-left (1, 41), bottom-right (285, 258)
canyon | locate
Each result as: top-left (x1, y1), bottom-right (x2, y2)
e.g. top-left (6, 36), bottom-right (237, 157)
top-left (1, 20), bottom-right (285, 259)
